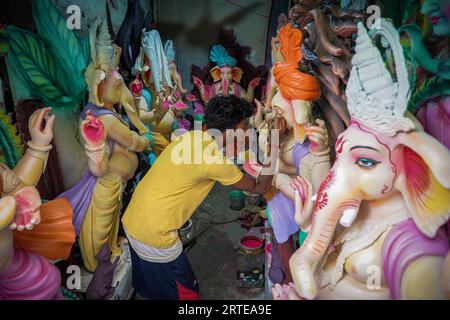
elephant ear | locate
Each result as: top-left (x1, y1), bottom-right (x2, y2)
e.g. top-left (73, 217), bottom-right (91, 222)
top-left (88, 68), bottom-right (107, 107)
top-left (233, 67), bottom-right (244, 83)
top-left (396, 131), bottom-right (450, 238)
top-left (210, 66), bottom-right (221, 82)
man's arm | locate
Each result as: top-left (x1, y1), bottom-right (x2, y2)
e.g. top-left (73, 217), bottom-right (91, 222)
top-left (232, 163), bottom-right (275, 195)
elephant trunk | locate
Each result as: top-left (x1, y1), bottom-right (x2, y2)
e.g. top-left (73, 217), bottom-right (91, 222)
top-left (120, 85), bottom-right (149, 135)
top-left (222, 77), bottom-right (230, 97)
top-left (290, 167), bottom-right (361, 299)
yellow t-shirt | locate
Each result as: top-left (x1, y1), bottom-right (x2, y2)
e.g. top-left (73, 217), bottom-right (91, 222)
top-left (122, 130), bottom-right (244, 248)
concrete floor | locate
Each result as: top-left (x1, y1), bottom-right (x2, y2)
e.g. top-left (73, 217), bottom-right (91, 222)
top-left (187, 183), bottom-right (266, 300)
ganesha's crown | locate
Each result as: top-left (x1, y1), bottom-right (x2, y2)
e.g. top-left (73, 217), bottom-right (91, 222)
top-left (346, 20), bottom-right (415, 136)
top-left (89, 18), bottom-right (118, 73)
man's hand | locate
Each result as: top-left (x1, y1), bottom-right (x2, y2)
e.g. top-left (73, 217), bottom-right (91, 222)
top-left (255, 98), bottom-right (271, 114)
top-left (81, 110), bottom-right (106, 148)
top-left (29, 107), bottom-right (56, 147)
top-left (243, 160), bottom-right (263, 178)
top-left (305, 119), bottom-right (329, 154)
top-left (10, 186), bottom-right (41, 231)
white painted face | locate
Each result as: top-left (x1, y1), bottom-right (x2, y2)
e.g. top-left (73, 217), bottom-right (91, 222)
top-left (334, 124), bottom-right (397, 201)
top-left (271, 90), bottom-right (294, 128)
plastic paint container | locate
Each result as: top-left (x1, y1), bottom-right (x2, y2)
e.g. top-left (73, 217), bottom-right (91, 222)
top-left (229, 190), bottom-right (245, 211)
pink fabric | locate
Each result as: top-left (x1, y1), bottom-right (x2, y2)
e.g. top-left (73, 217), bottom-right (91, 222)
top-left (193, 102), bottom-right (205, 115)
top-left (382, 219), bottom-right (449, 300)
top-left (0, 246), bottom-right (63, 300)
top-left (178, 118), bottom-right (191, 131)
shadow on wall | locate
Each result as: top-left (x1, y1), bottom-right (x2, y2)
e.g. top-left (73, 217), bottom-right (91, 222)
top-left (157, 0), bottom-right (265, 47)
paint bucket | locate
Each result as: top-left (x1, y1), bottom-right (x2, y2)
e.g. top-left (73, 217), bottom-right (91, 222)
top-left (240, 235), bottom-right (264, 254)
top-left (229, 190), bottom-right (245, 211)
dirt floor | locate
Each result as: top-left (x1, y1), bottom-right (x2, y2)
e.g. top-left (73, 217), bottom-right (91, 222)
top-left (187, 184), bottom-right (267, 300)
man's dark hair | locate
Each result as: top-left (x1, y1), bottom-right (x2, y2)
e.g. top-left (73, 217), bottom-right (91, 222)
top-left (205, 96), bottom-right (254, 132)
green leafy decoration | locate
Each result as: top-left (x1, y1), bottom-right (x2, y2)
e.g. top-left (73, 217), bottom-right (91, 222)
top-left (409, 76), bottom-right (450, 113)
top-left (79, 36), bottom-right (92, 68)
top-left (32, 0), bottom-right (87, 97)
top-left (0, 110), bottom-right (24, 168)
top-left (7, 25), bottom-right (77, 109)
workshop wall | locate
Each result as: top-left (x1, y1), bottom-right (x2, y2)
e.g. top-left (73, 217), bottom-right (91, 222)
top-left (155, 0), bottom-right (271, 91)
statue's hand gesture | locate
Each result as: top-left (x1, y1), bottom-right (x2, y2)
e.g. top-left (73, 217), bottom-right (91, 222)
top-left (81, 111), bottom-right (106, 148)
top-left (29, 107), bottom-right (56, 147)
top-left (306, 119), bottom-right (329, 154)
top-left (10, 186), bottom-right (41, 231)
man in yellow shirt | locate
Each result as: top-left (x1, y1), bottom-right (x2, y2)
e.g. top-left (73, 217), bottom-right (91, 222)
top-left (122, 96), bottom-right (277, 300)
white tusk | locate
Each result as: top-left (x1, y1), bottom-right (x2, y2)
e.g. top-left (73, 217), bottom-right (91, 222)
top-left (99, 71), bottom-right (106, 80)
top-left (339, 208), bottom-right (358, 228)
top-left (311, 194), bottom-right (317, 201)
top-left (143, 65), bottom-right (150, 72)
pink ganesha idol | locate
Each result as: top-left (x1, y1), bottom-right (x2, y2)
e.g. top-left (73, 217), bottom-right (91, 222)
top-left (274, 19), bottom-right (450, 300)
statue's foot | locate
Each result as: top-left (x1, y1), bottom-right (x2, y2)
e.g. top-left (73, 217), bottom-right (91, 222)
top-left (0, 196), bottom-right (16, 230)
top-left (110, 240), bottom-right (134, 300)
top-left (272, 283), bottom-right (302, 300)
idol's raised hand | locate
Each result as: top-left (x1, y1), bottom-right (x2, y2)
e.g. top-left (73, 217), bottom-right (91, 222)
top-left (10, 186), bottom-right (42, 231)
top-left (305, 119), bottom-right (329, 154)
top-left (28, 107), bottom-right (56, 147)
top-left (81, 110), bottom-right (106, 148)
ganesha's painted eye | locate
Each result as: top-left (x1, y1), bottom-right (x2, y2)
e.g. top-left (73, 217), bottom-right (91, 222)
top-left (355, 157), bottom-right (380, 169)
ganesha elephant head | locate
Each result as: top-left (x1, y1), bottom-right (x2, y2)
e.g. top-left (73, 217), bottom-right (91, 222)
top-left (271, 24), bottom-right (321, 144)
top-left (290, 21), bottom-right (450, 300)
top-left (209, 45), bottom-right (241, 97)
top-left (208, 45), bottom-right (260, 102)
top-left (86, 18), bottom-right (148, 135)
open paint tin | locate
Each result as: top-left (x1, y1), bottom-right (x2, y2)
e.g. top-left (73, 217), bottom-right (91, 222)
top-left (240, 235), bottom-right (264, 254)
